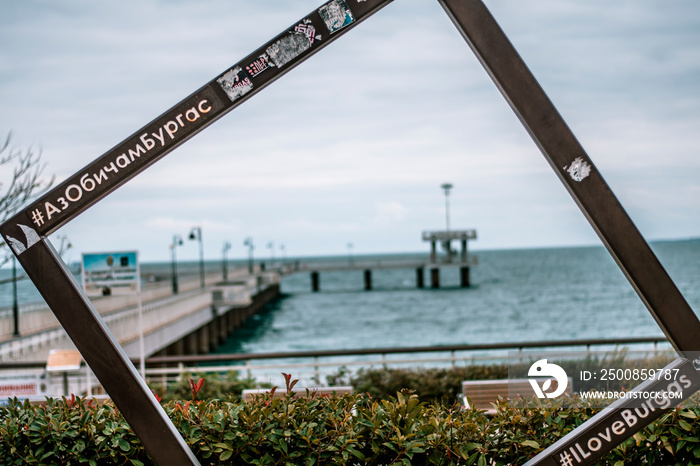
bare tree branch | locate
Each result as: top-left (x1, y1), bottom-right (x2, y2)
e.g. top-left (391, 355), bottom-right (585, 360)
top-left (0, 132), bottom-right (57, 268)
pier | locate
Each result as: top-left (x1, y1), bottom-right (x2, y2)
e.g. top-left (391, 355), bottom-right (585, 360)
top-left (0, 266), bottom-right (281, 364)
top-left (306, 228), bottom-right (477, 292)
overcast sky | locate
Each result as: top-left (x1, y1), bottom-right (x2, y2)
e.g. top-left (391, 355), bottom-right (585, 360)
top-left (1, 0), bottom-right (699, 264)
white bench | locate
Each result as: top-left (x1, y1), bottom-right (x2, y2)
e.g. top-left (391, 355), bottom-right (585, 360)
top-left (462, 378), bottom-right (573, 414)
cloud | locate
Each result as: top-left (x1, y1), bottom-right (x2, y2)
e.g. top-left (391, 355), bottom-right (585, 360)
top-left (2, 0), bottom-right (699, 260)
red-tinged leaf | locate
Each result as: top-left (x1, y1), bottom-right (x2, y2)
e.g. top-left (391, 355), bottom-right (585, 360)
top-left (195, 377), bottom-right (205, 394)
top-left (151, 389), bottom-right (162, 403)
top-left (289, 378), bottom-right (299, 392)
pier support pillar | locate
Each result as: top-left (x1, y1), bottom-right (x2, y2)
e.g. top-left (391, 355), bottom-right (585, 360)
top-left (416, 267), bottom-right (424, 288)
top-left (218, 316), bottom-right (227, 344)
top-left (208, 321), bottom-right (218, 352)
top-left (460, 266), bottom-right (470, 288)
top-left (431, 267), bottom-right (440, 289)
top-left (311, 271), bottom-right (320, 292)
top-left (364, 270), bottom-right (372, 291)
top-left (184, 332), bottom-right (199, 355)
top-left (198, 326), bottom-right (209, 354)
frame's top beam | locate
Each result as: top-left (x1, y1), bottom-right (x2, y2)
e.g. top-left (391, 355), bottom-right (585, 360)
top-left (0, 0), bottom-right (394, 248)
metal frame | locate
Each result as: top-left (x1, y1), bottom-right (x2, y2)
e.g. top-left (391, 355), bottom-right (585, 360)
top-left (1, 0), bottom-right (697, 464)
top-left (0, 1), bottom-right (394, 463)
top-left (437, 1), bottom-right (700, 464)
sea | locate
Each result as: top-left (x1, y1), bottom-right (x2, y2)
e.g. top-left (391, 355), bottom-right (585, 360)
top-left (2, 239), bottom-right (699, 356)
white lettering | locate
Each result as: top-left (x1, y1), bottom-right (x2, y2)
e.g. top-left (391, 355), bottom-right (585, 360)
top-left (569, 447), bottom-right (581, 462)
top-left (115, 154), bottom-right (131, 169)
top-left (165, 121), bottom-right (179, 139)
top-left (104, 162), bottom-right (119, 174)
top-left (45, 202), bottom-right (61, 219)
top-left (575, 443), bottom-right (591, 459)
top-left (680, 374), bottom-right (692, 389)
top-left (140, 133), bottom-right (155, 150)
top-left (80, 173), bottom-right (96, 192)
top-left (587, 437), bottom-right (602, 452)
top-left (634, 403), bottom-right (651, 419)
top-left (94, 170), bottom-right (108, 185)
top-left (128, 144), bottom-right (146, 162)
top-left (598, 427), bottom-right (612, 442)
top-left (611, 421), bottom-right (625, 436)
top-left (198, 99), bottom-right (211, 113)
top-left (621, 409), bottom-right (637, 428)
top-left (152, 128), bottom-right (165, 146)
top-left (65, 184), bottom-right (82, 202)
top-left (57, 197), bottom-right (69, 210)
top-left (185, 107), bottom-right (200, 122)
top-left (175, 114), bottom-right (185, 127)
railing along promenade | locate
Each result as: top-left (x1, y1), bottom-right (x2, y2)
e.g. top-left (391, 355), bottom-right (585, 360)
top-left (143, 336), bottom-right (671, 388)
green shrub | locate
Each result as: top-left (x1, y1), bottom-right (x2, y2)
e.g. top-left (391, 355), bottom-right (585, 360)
top-left (327, 351), bottom-right (677, 405)
top-left (153, 370), bottom-right (265, 403)
top-left (2, 385), bottom-right (699, 465)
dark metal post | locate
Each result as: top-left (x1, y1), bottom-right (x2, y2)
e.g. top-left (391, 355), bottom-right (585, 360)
top-left (437, 0), bottom-right (700, 356)
top-left (12, 256), bottom-right (19, 337)
top-left (460, 266), bottom-right (470, 288)
top-left (171, 235), bottom-right (182, 294)
top-left (437, 0), bottom-right (700, 462)
top-left (430, 267), bottom-right (440, 289)
top-left (311, 271), bottom-right (320, 292)
top-left (189, 226), bottom-right (204, 289)
top-left (222, 241), bottom-right (231, 281)
top-left (244, 237), bottom-right (254, 275)
top-left (416, 267), bottom-right (424, 289)
top-left (364, 269), bottom-right (372, 291)
top-left (7, 238), bottom-right (200, 465)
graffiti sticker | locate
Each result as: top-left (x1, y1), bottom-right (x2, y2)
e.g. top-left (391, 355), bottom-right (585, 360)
top-left (217, 66), bottom-right (254, 102)
top-left (319, 0), bottom-right (355, 34)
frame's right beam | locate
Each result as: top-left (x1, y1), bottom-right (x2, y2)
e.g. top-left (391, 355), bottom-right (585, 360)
top-left (437, 0), bottom-right (700, 464)
top-left (438, 0), bottom-right (700, 357)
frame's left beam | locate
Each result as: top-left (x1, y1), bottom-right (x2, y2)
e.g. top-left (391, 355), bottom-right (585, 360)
top-left (16, 239), bottom-right (200, 465)
top-left (0, 1), bottom-right (394, 464)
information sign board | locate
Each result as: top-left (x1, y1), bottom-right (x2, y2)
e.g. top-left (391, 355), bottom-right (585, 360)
top-left (82, 251), bottom-right (140, 297)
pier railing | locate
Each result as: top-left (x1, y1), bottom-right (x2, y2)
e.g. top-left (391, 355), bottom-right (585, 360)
top-left (0, 336), bottom-right (672, 398)
top-left (142, 336), bottom-right (671, 389)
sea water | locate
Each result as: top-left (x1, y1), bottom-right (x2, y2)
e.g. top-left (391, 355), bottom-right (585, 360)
top-left (213, 239), bottom-right (700, 355)
top-left (2, 240), bottom-right (699, 354)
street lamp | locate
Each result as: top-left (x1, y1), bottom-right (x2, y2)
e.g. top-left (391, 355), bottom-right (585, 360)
top-left (440, 183), bottom-right (453, 232)
top-left (279, 244), bottom-right (286, 266)
top-left (222, 241), bottom-right (231, 281)
top-left (171, 235), bottom-right (184, 294)
top-left (243, 237), bottom-right (254, 274)
top-left (189, 226), bottom-right (204, 289)
top-left (267, 241), bottom-right (275, 267)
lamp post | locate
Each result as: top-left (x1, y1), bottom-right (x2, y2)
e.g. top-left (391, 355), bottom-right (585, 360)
top-left (189, 226), bottom-right (204, 289)
top-left (222, 241), bottom-right (231, 281)
top-left (267, 241), bottom-right (275, 268)
top-left (244, 237), bottom-right (254, 274)
top-left (440, 183), bottom-right (453, 232)
top-left (171, 235), bottom-right (183, 294)
top-left (279, 244), bottom-right (286, 266)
